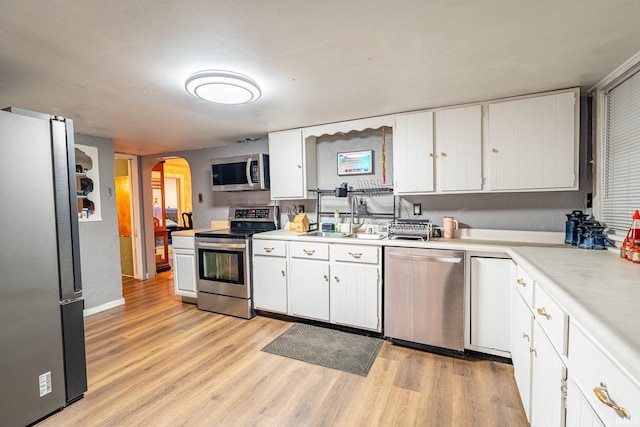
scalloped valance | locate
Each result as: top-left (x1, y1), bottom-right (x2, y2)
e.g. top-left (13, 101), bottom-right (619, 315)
top-left (302, 114), bottom-right (395, 138)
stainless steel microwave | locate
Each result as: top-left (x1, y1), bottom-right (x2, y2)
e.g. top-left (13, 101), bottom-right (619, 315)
top-left (211, 153), bottom-right (270, 191)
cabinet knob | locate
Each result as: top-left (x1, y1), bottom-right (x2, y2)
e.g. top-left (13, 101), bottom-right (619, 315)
top-left (440, 152), bottom-right (447, 157)
top-left (491, 148), bottom-right (499, 153)
top-left (522, 332), bottom-right (530, 342)
top-left (263, 247), bottom-right (274, 253)
top-left (281, 270), bottom-right (285, 277)
top-left (303, 249), bottom-right (315, 256)
top-left (348, 252), bottom-right (362, 259)
top-left (428, 153), bottom-right (434, 158)
top-left (323, 275), bottom-right (328, 282)
top-left (516, 278), bottom-right (527, 287)
top-left (536, 307), bottom-right (552, 320)
top-left (530, 347), bottom-right (537, 357)
top-left (594, 383), bottom-right (630, 419)
top-left (334, 276), bottom-right (340, 282)
top-left (297, 164), bottom-right (302, 169)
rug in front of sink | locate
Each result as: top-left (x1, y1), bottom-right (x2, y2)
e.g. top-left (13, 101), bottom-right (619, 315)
top-left (261, 323), bottom-right (382, 376)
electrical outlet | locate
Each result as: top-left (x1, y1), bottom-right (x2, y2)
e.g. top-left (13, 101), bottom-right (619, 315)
top-left (198, 193), bottom-right (203, 203)
top-left (586, 192), bottom-right (593, 208)
top-left (413, 203), bottom-right (422, 216)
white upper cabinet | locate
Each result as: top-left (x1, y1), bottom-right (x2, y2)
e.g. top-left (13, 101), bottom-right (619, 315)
top-left (393, 111), bottom-right (435, 194)
top-left (268, 129), bottom-right (317, 199)
top-left (435, 105), bottom-right (483, 192)
top-left (486, 89), bottom-right (579, 191)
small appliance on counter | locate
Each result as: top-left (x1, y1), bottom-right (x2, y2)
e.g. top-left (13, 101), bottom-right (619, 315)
top-left (388, 219), bottom-right (433, 240)
top-left (564, 210), bottom-right (614, 250)
top-left (620, 210), bottom-right (640, 263)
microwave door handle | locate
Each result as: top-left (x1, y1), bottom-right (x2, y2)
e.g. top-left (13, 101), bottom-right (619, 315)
top-left (246, 157), bottom-right (254, 188)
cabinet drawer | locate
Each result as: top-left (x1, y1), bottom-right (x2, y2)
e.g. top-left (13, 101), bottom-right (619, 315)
top-left (569, 323), bottom-right (640, 426)
top-left (253, 240), bottom-right (287, 257)
top-left (533, 285), bottom-right (568, 356)
top-left (515, 264), bottom-right (534, 308)
top-left (172, 235), bottom-right (195, 250)
top-left (290, 241), bottom-right (329, 260)
top-left (332, 244), bottom-right (379, 264)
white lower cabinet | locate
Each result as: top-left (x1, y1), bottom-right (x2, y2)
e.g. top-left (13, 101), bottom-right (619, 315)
top-left (469, 257), bottom-right (512, 355)
top-left (172, 235), bottom-right (197, 298)
top-left (329, 244), bottom-right (381, 331)
top-left (511, 263), bottom-right (568, 427)
top-left (530, 321), bottom-right (567, 427)
top-left (253, 256), bottom-right (288, 313)
top-left (567, 322), bottom-right (640, 427)
top-left (253, 238), bottom-right (382, 331)
top-left (512, 291), bottom-right (534, 421)
top-left (566, 379), bottom-right (605, 427)
top-left (289, 259), bottom-right (330, 321)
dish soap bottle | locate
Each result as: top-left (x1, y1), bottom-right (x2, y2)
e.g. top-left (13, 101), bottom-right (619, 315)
top-left (334, 209), bottom-right (340, 232)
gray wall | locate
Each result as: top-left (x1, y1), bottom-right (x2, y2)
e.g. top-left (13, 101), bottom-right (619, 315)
top-left (140, 97), bottom-right (592, 274)
top-left (141, 141), bottom-right (274, 277)
top-left (76, 134), bottom-right (123, 310)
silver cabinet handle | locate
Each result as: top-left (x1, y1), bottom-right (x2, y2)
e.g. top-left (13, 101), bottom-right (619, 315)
top-left (348, 252), bottom-right (362, 259)
top-left (334, 276), bottom-right (340, 282)
top-left (281, 270), bottom-right (285, 277)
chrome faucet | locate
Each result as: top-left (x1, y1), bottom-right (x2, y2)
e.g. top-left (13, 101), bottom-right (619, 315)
top-left (349, 194), bottom-right (364, 235)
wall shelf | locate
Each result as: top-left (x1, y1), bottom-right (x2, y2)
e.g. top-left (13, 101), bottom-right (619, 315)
top-left (311, 187), bottom-right (396, 224)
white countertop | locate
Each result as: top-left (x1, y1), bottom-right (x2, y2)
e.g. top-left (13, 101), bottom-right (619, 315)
top-left (171, 228), bottom-right (211, 237)
top-left (508, 247), bottom-right (640, 385)
top-left (256, 229), bottom-right (640, 384)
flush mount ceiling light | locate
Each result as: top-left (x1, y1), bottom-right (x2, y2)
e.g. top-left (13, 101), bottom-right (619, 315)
top-left (185, 70), bottom-right (261, 105)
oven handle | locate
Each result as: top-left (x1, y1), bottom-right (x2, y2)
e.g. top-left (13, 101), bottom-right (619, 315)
top-left (197, 241), bottom-right (246, 250)
top-left (246, 157), bottom-right (254, 188)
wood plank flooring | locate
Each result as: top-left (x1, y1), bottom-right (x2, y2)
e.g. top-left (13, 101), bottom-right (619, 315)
top-left (38, 272), bottom-right (528, 427)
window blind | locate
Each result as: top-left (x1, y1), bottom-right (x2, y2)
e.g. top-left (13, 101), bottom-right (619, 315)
top-left (603, 70), bottom-right (640, 235)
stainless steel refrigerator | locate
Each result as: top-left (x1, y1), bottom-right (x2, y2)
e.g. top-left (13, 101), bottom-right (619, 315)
top-left (0, 108), bottom-right (88, 426)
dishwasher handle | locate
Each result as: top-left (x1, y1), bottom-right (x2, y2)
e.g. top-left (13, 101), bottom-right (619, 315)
top-left (387, 252), bottom-right (462, 264)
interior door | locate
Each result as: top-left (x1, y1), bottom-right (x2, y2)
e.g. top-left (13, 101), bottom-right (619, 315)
top-left (115, 158), bottom-right (134, 276)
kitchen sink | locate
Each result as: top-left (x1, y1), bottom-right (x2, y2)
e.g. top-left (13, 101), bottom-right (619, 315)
top-left (298, 231), bottom-right (385, 240)
top-left (299, 231), bottom-right (385, 240)
top-left (344, 233), bottom-right (386, 240)
top-left (300, 231), bottom-right (347, 238)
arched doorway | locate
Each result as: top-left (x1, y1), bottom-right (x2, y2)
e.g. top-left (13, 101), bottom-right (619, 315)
top-left (151, 158), bottom-right (193, 273)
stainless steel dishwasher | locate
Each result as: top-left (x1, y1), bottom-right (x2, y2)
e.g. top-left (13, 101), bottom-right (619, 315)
top-left (384, 247), bottom-right (465, 352)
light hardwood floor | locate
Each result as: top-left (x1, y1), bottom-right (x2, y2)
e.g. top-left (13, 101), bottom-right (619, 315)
top-left (38, 272), bottom-right (528, 427)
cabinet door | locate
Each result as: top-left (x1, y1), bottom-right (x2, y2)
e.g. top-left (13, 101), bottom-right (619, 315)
top-left (288, 259), bottom-right (329, 321)
top-left (330, 263), bottom-right (380, 331)
top-left (470, 257), bottom-right (511, 354)
top-left (487, 90), bottom-right (577, 191)
top-left (435, 105), bottom-right (483, 192)
top-left (393, 112), bottom-right (435, 194)
top-left (268, 129), bottom-right (316, 199)
top-left (512, 292), bottom-right (534, 422)
top-left (530, 322), bottom-right (567, 427)
top-left (253, 255), bottom-right (287, 313)
top-left (173, 248), bottom-right (196, 298)
top-left (566, 380), bottom-right (605, 427)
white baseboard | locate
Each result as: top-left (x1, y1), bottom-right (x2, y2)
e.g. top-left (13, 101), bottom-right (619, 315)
top-left (83, 298), bottom-right (125, 317)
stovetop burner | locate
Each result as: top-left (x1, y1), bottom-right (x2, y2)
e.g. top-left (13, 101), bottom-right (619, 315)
top-left (195, 206), bottom-right (278, 239)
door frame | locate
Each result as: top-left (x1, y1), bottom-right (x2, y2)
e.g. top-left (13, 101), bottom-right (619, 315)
top-left (115, 153), bottom-right (145, 279)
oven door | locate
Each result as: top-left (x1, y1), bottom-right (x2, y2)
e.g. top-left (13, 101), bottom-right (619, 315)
top-left (196, 238), bottom-right (250, 299)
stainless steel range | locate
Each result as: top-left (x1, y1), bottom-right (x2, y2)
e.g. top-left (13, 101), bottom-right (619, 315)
top-left (195, 206), bottom-right (277, 319)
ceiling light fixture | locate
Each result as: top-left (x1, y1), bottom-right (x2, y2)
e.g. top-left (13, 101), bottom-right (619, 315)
top-left (185, 70), bottom-right (261, 105)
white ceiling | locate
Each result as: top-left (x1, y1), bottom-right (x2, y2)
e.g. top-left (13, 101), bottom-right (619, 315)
top-left (1, 0), bottom-right (639, 155)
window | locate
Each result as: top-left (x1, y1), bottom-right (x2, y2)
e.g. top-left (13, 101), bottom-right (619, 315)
top-left (602, 69), bottom-right (640, 235)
